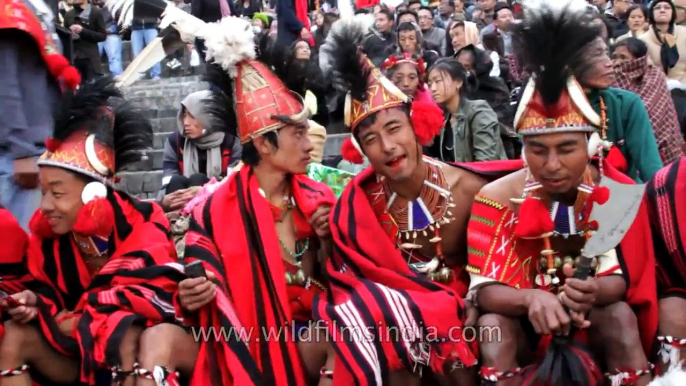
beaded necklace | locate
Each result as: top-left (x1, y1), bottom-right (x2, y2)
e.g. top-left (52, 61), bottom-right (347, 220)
top-left (383, 158), bottom-right (455, 282)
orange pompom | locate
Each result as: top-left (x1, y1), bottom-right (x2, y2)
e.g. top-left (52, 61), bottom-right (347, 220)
top-left (410, 100), bottom-right (444, 146)
top-left (605, 146), bottom-right (627, 173)
top-left (72, 197), bottom-right (114, 237)
top-left (341, 137), bottom-right (364, 164)
top-left (514, 197), bottom-right (554, 239)
top-left (29, 210), bottom-right (57, 239)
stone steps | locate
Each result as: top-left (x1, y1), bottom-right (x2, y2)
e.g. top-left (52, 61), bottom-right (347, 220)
top-left (116, 74), bottom-right (350, 200)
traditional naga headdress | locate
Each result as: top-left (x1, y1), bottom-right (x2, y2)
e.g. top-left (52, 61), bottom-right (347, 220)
top-left (381, 52), bottom-right (428, 84)
top-left (201, 17), bottom-right (312, 144)
top-left (322, 17), bottom-right (444, 164)
top-left (32, 76), bottom-right (152, 239)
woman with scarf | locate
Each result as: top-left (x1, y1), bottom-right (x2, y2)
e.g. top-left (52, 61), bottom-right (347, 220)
top-left (639, 0), bottom-right (686, 85)
top-left (613, 37), bottom-right (684, 164)
top-left (445, 20), bottom-right (502, 78)
top-left (159, 90), bottom-right (242, 213)
top-left (381, 52), bottom-right (436, 103)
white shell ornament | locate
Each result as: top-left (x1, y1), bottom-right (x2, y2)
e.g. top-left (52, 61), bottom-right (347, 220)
top-left (81, 181), bottom-right (107, 204)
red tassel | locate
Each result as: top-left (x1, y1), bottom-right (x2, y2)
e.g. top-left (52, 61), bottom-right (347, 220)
top-left (45, 137), bottom-right (61, 153)
top-left (410, 100), bottom-right (444, 146)
top-left (29, 210), bottom-right (57, 239)
top-left (605, 146), bottom-right (627, 173)
top-left (72, 197), bottom-right (114, 237)
top-left (340, 138), bottom-right (364, 164)
top-left (514, 197), bottom-right (554, 238)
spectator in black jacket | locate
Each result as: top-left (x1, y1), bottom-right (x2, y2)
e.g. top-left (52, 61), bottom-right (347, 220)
top-left (64, 0), bottom-right (106, 82)
top-left (363, 8), bottom-right (396, 67)
top-left (188, 0), bottom-right (237, 62)
top-left (236, 0), bottom-right (262, 19)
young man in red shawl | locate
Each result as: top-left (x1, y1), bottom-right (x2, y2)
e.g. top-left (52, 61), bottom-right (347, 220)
top-left (312, 16), bottom-right (519, 386)
top-left (466, 2), bottom-right (658, 385)
top-left (647, 157), bottom-right (686, 375)
top-left (130, 16), bottom-right (337, 386)
top-left (0, 208), bottom-right (33, 343)
top-left (0, 77), bottom-right (184, 386)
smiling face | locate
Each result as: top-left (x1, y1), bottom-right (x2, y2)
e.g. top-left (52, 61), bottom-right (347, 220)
top-left (390, 62), bottom-right (420, 97)
top-left (256, 121), bottom-right (313, 174)
top-left (39, 166), bottom-right (89, 235)
top-left (523, 132), bottom-right (589, 195)
top-left (357, 108), bottom-right (420, 182)
top-left (575, 38), bottom-right (615, 89)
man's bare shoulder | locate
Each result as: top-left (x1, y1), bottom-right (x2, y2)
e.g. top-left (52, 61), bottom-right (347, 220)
top-left (478, 169), bottom-right (527, 207)
top-left (442, 164), bottom-right (489, 199)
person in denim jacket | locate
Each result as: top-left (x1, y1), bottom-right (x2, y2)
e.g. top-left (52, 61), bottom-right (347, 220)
top-left (426, 57), bottom-right (508, 162)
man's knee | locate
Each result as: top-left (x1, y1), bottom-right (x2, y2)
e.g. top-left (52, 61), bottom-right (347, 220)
top-left (476, 313), bottom-right (517, 357)
top-left (592, 302), bottom-right (640, 347)
top-left (119, 325), bottom-right (144, 359)
top-left (0, 321), bottom-right (40, 360)
top-left (659, 297), bottom-right (686, 335)
top-left (138, 324), bottom-right (186, 361)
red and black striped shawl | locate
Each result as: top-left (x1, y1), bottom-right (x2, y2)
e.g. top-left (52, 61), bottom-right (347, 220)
top-left (313, 160), bottom-right (522, 386)
top-left (179, 166), bottom-right (336, 386)
top-left (647, 157), bottom-right (686, 299)
top-left (26, 192), bottom-right (184, 384)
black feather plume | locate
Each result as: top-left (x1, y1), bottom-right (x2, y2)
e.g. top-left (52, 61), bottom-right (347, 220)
top-left (320, 18), bottom-right (372, 102)
top-left (52, 76), bottom-right (152, 172)
top-left (511, 1), bottom-right (600, 106)
top-left (202, 62), bottom-right (239, 138)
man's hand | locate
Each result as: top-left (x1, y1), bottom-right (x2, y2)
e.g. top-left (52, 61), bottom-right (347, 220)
top-left (13, 157), bottom-right (39, 189)
top-left (179, 270), bottom-right (217, 312)
top-left (70, 24), bottom-right (83, 34)
top-left (300, 27), bottom-right (309, 40)
top-left (2, 290), bottom-right (38, 323)
top-left (162, 187), bottom-right (202, 211)
top-left (308, 204), bottom-right (332, 239)
top-left (558, 264), bottom-right (596, 328)
top-left (525, 289), bottom-right (571, 336)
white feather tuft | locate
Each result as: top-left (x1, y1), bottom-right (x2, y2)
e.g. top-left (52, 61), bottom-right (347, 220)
top-left (648, 366), bottom-right (686, 386)
top-left (160, 6), bottom-right (207, 42)
top-left (106, 0), bottom-right (134, 29)
top-left (202, 16), bottom-right (255, 77)
top-left (521, 0), bottom-right (589, 18)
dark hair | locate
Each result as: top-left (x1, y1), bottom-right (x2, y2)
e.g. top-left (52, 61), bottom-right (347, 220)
top-left (408, 0), bottom-right (421, 6)
top-left (493, 2), bottom-right (511, 18)
top-left (354, 8), bottom-right (371, 15)
top-left (418, 5), bottom-right (433, 15)
top-left (613, 37), bottom-right (648, 58)
top-left (397, 21), bottom-right (419, 34)
top-left (592, 14), bottom-right (614, 41)
top-left (396, 9), bottom-right (419, 23)
top-left (241, 131), bottom-right (279, 166)
top-left (624, 4), bottom-right (648, 21)
top-left (444, 21), bottom-right (465, 57)
top-left (378, 7), bottom-right (393, 21)
top-left (442, 0), bottom-right (455, 7)
top-left (427, 57), bottom-right (473, 96)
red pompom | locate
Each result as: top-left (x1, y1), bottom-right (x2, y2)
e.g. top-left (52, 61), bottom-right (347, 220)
top-left (590, 186), bottom-right (609, 206)
top-left (44, 54), bottom-right (81, 91)
top-left (72, 197), bottom-right (114, 237)
top-left (410, 100), bottom-right (444, 146)
top-left (45, 137), bottom-right (61, 153)
top-left (29, 210), bottom-right (57, 239)
top-left (514, 197), bottom-right (554, 239)
top-left (341, 137), bottom-right (364, 164)
top-left (605, 146), bottom-right (627, 173)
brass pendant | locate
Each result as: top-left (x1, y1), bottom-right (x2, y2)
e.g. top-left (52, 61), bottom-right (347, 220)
top-left (285, 271), bottom-right (294, 285)
top-left (294, 269), bottom-right (307, 286)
